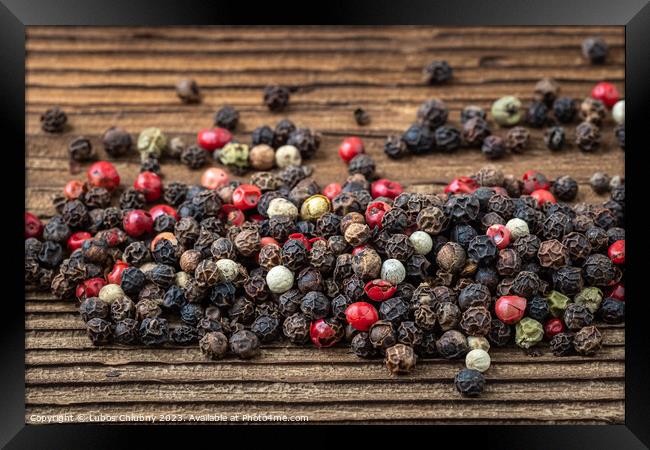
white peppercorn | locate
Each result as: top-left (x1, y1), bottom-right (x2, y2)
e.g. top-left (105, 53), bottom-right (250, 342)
top-left (267, 198), bottom-right (299, 220)
top-left (381, 259), bottom-right (406, 285)
top-left (275, 145), bottom-right (302, 168)
top-left (612, 100), bottom-right (624, 125)
top-left (249, 144), bottom-right (275, 170)
top-left (467, 336), bottom-right (491, 352)
top-left (98, 284), bottom-right (125, 304)
top-left (266, 265), bottom-right (295, 294)
top-left (506, 218), bottom-right (530, 240)
top-left (216, 259), bottom-right (239, 282)
top-left (409, 230), bottom-right (433, 255)
top-left (465, 348), bottom-right (491, 372)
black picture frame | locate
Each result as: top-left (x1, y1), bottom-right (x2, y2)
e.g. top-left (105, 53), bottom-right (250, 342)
top-left (3, 0), bottom-right (648, 448)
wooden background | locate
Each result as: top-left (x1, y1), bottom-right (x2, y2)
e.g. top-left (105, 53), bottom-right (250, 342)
top-left (25, 26), bottom-right (625, 424)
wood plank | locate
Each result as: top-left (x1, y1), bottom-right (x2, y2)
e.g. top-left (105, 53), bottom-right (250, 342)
top-left (25, 400), bottom-right (624, 423)
top-left (25, 379), bottom-right (624, 405)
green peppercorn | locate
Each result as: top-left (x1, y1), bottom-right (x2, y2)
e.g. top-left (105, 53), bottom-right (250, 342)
top-left (573, 287), bottom-right (603, 314)
top-left (137, 127), bottom-right (167, 162)
top-left (515, 317), bottom-right (544, 348)
top-left (546, 290), bottom-right (571, 317)
top-left (491, 96), bottom-right (522, 126)
top-left (219, 142), bottom-right (250, 169)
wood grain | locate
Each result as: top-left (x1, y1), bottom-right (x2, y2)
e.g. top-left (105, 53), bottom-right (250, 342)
top-left (25, 26), bottom-right (625, 424)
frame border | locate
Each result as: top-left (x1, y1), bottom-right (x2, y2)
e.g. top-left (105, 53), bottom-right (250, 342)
top-left (3, 0), bottom-right (648, 448)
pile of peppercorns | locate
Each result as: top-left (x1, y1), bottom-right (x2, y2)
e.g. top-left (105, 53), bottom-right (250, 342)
top-left (25, 116), bottom-right (625, 396)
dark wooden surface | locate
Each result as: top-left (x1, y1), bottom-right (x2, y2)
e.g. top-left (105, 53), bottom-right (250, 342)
top-left (25, 26), bottom-right (625, 424)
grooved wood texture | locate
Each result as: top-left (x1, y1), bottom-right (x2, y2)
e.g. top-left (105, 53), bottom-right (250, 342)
top-left (25, 26), bottom-right (625, 424)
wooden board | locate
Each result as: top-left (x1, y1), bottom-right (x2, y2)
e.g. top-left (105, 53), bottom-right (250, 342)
top-left (25, 26), bottom-right (625, 424)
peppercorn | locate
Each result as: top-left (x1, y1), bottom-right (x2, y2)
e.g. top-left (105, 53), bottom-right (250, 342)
top-left (137, 127), bottom-right (167, 162)
top-left (350, 332), bottom-right (376, 358)
top-left (525, 101), bottom-right (549, 128)
top-left (436, 330), bottom-right (468, 359)
top-left (42, 218), bottom-right (70, 245)
top-left (491, 96), bottom-right (522, 126)
top-left (583, 253), bottom-right (617, 286)
top-left (464, 348), bottom-right (490, 373)
top-left (453, 368), bottom-right (485, 396)
top-left (582, 37), bottom-right (608, 64)
top-left (478, 135), bottom-right (505, 160)
top-left (579, 98), bottom-right (607, 125)
top-left (436, 242), bottom-right (466, 274)
top-left (552, 97), bottom-right (577, 123)
top-left (488, 194), bottom-right (515, 219)
top-left (462, 117), bottom-right (491, 147)
top-left (548, 331), bottom-right (574, 356)
top-left (66, 136), bottom-right (95, 163)
top-left (263, 85), bottom-right (290, 111)
top-left (514, 317), bottom-right (543, 348)
top-left (422, 60), bottom-right (452, 84)
top-left (174, 78), bottom-right (201, 103)
top-left (348, 154), bottom-right (376, 178)
top-left (383, 134), bottom-right (408, 159)
top-left (544, 290), bottom-right (569, 318)
top-left (178, 145), bottom-right (207, 169)
top-left (505, 127), bottom-right (530, 153)
top-left (212, 105), bottom-right (239, 131)
top-left (486, 318), bottom-right (511, 347)
top-left (402, 123), bottom-right (435, 154)
top-left (614, 125), bottom-right (625, 150)
top-left (384, 344), bottom-right (417, 375)
top-left (543, 126), bottom-right (566, 151)
top-left (466, 235), bottom-right (496, 266)
top-left (417, 99), bottom-right (448, 130)
top-left (368, 320), bottom-right (396, 350)
top-left (380, 207), bottom-right (409, 233)
top-left (460, 306), bottom-right (492, 337)
top-left (574, 121), bottom-right (601, 152)
top-left (563, 303), bottom-right (594, 331)
top-left (137, 316), bottom-right (168, 346)
top-left (40, 106), bottom-right (67, 133)
top-left (533, 77), bottom-right (559, 106)
top-left (573, 325), bottom-right (602, 355)
top-left (287, 128), bottom-right (321, 160)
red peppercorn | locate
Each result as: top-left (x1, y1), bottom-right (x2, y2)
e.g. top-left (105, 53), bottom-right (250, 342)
top-left (200, 167), bottom-right (230, 190)
top-left (544, 317), bottom-right (565, 340)
top-left (197, 127), bottom-right (232, 152)
top-left (371, 179), bottom-right (403, 200)
top-left (494, 295), bottom-right (527, 324)
top-left (310, 319), bottom-right (342, 348)
top-left (134, 171), bottom-right (163, 202)
top-left (122, 209), bottom-right (153, 237)
top-left (365, 201), bottom-right (391, 229)
top-left (591, 82), bottom-right (620, 108)
top-left (260, 237), bottom-right (280, 248)
top-left (522, 170), bottom-right (550, 194)
top-left (67, 231), bottom-right (92, 251)
top-left (352, 244), bottom-right (368, 256)
top-left (107, 261), bottom-right (128, 285)
top-left (232, 184), bottom-right (262, 210)
top-left (25, 212), bottom-right (43, 239)
top-left (322, 183), bottom-right (342, 201)
top-left (486, 224), bottom-right (511, 250)
top-left (364, 279), bottom-right (397, 302)
top-left (608, 283), bottom-right (625, 301)
top-left (149, 204), bottom-right (178, 220)
top-left (530, 189), bottom-right (557, 207)
top-left (288, 233), bottom-right (311, 251)
top-left (345, 301), bottom-right (379, 332)
top-left (445, 176), bottom-right (478, 194)
top-left (76, 277), bottom-right (107, 301)
top-left (63, 179), bottom-right (85, 200)
top-left (220, 205), bottom-right (245, 226)
top-left (608, 240), bottom-right (625, 264)
top-left (87, 161), bottom-right (120, 191)
top-left (338, 137), bottom-right (365, 163)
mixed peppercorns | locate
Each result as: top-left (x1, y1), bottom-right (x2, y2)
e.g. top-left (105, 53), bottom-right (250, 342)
top-left (28, 38), bottom-right (624, 398)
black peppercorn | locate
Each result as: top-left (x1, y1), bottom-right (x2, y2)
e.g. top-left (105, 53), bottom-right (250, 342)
top-left (348, 154), bottom-right (376, 178)
top-left (481, 135), bottom-right (506, 160)
top-left (461, 105), bottom-right (486, 124)
top-left (422, 60), bottom-right (452, 84)
top-left (573, 325), bottom-right (602, 356)
top-left (575, 121), bottom-right (601, 152)
top-left (133, 317), bottom-right (168, 348)
top-left (163, 182), bottom-right (188, 206)
top-left (282, 313), bottom-right (311, 344)
top-left (583, 253), bottom-right (617, 286)
top-left (263, 85), bottom-right (290, 111)
top-left (230, 330), bottom-right (260, 359)
top-left (102, 126), bottom-right (132, 158)
top-left (436, 330), bottom-right (468, 359)
top-left (113, 318), bottom-right (139, 345)
top-left (160, 286), bottom-right (186, 311)
top-left (582, 37), bottom-right (608, 64)
top-left (68, 136), bottom-right (94, 161)
top-left (40, 106), bottom-right (67, 133)
top-left (417, 99), bottom-right (448, 130)
top-left (544, 126), bottom-right (566, 151)
top-left (460, 306), bottom-right (492, 336)
top-left (487, 318), bottom-right (512, 346)
top-left (402, 123), bottom-right (435, 154)
top-left (553, 97), bottom-right (577, 123)
top-left (214, 105), bottom-right (239, 131)
top-left (207, 282), bottom-right (235, 309)
top-left (383, 134), bottom-right (408, 159)
top-left (351, 332), bottom-right (377, 358)
top-left (180, 145), bottom-right (208, 169)
top-left (352, 107), bottom-right (371, 126)
top-left (171, 325), bottom-right (198, 345)
top-left (79, 297), bottom-right (110, 322)
top-left (434, 126), bottom-right (462, 153)
top-left (369, 320), bottom-right (397, 350)
top-left (61, 199), bottom-right (88, 228)
top-left (38, 241), bottom-right (64, 268)
top-left (563, 303), bottom-right (593, 330)
top-left (379, 297), bottom-right (409, 324)
top-left (454, 368), bottom-right (485, 396)
top-left (300, 291), bottom-right (330, 320)
top-left (445, 194), bottom-right (480, 224)
top-left (550, 331), bottom-right (575, 356)
top-left (287, 127), bottom-right (321, 160)
top-left (525, 296), bottom-right (549, 322)
top-left (251, 314), bottom-right (280, 343)
top-left (462, 117), bottom-right (491, 147)
top-left (251, 125), bottom-right (275, 147)
top-left (86, 317), bottom-right (113, 345)
top-left (599, 297), bottom-right (625, 324)
top-left (525, 101), bottom-right (549, 128)
top-left (199, 331), bottom-right (228, 360)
